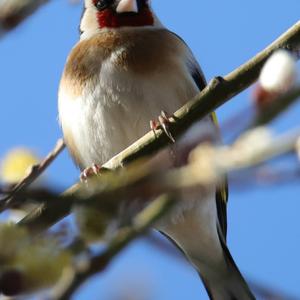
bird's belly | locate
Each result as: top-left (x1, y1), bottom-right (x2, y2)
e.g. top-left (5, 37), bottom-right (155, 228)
top-left (59, 68), bottom-right (201, 168)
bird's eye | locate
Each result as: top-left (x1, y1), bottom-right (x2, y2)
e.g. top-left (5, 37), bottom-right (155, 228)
top-left (94, 0), bottom-right (113, 11)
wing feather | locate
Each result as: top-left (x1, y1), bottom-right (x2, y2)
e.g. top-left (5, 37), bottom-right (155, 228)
top-left (170, 30), bottom-right (229, 238)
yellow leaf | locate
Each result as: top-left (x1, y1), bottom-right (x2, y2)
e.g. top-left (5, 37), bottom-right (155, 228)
top-left (0, 148), bottom-right (39, 184)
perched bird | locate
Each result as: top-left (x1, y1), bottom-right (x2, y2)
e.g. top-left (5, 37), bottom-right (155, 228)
top-left (58, 0), bottom-right (255, 299)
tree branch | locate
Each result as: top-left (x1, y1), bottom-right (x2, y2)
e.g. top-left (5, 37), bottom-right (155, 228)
top-left (0, 0), bottom-right (50, 38)
top-left (101, 20), bottom-right (300, 170)
top-left (0, 139), bottom-right (65, 212)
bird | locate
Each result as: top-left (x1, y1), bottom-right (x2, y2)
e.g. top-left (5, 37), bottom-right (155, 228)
top-left (58, 0), bottom-right (255, 299)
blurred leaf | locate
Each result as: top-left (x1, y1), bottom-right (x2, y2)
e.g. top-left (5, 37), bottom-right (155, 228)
top-left (0, 148), bottom-right (39, 185)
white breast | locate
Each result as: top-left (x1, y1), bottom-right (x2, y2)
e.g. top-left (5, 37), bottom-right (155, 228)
top-left (59, 52), bottom-right (209, 168)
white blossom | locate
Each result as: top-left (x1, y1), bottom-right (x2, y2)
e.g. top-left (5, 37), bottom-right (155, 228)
top-left (259, 49), bottom-right (297, 93)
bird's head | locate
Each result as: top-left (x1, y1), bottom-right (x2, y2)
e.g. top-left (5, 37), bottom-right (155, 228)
top-left (80, 0), bottom-right (161, 38)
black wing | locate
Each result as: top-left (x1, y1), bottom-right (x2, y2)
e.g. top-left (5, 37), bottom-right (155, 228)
top-left (189, 62), bottom-right (228, 238)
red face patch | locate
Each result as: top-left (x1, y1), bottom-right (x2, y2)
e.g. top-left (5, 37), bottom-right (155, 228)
top-left (97, 7), bottom-right (154, 28)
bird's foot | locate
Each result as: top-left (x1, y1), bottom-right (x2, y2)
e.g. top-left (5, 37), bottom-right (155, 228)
top-left (80, 163), bottom-right (102, 182)
top-left (150, 110), bottom-right (175, 143)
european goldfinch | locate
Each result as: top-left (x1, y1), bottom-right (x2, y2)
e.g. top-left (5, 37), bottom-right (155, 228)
top-left (58, 1), bottom-right (255, 299)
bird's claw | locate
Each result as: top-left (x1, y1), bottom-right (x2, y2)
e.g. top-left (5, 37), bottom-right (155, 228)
top-left (150, 110), bottom-right (175, 143)
top-left (80, 163), bottom-right (102, 182)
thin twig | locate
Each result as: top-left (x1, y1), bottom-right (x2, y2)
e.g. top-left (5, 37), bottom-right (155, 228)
top-left (252, 86), bottom-right (300, 127)
top-left (0, 139), bottom-right (65, 212)
top-left (221, 85), bottom-right (300, 141)
top-left (0, 0), bottom-right (49, 38)
top-left (15, 162), bottom-right (300, 211)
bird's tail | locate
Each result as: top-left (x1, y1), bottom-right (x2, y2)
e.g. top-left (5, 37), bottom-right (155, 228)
top-left (193, 235), bottom-right (255, 300)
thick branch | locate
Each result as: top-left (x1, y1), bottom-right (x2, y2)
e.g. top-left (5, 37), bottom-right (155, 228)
top-left (18, 21), bottom-right (300, 234)
top-left (101, 20), bottom-right (300, 170)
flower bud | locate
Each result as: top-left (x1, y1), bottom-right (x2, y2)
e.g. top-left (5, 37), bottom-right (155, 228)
top-left (254, 50), bottom-right (297, 107)
top-left (260, 50), bottom-right (297, 93)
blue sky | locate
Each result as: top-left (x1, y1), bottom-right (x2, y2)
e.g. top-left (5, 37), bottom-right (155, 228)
top-left (1, 1), bottom-right (300, 299)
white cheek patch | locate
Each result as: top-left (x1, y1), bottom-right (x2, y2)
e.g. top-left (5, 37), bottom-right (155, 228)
top-left (116, 0), bottom-right (138, 13)
top-left (80, 6), bottom-right (101, 40)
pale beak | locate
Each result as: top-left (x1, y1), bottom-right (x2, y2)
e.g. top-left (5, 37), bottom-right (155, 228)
top-left (116, 0), bottom-right (138, 13)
